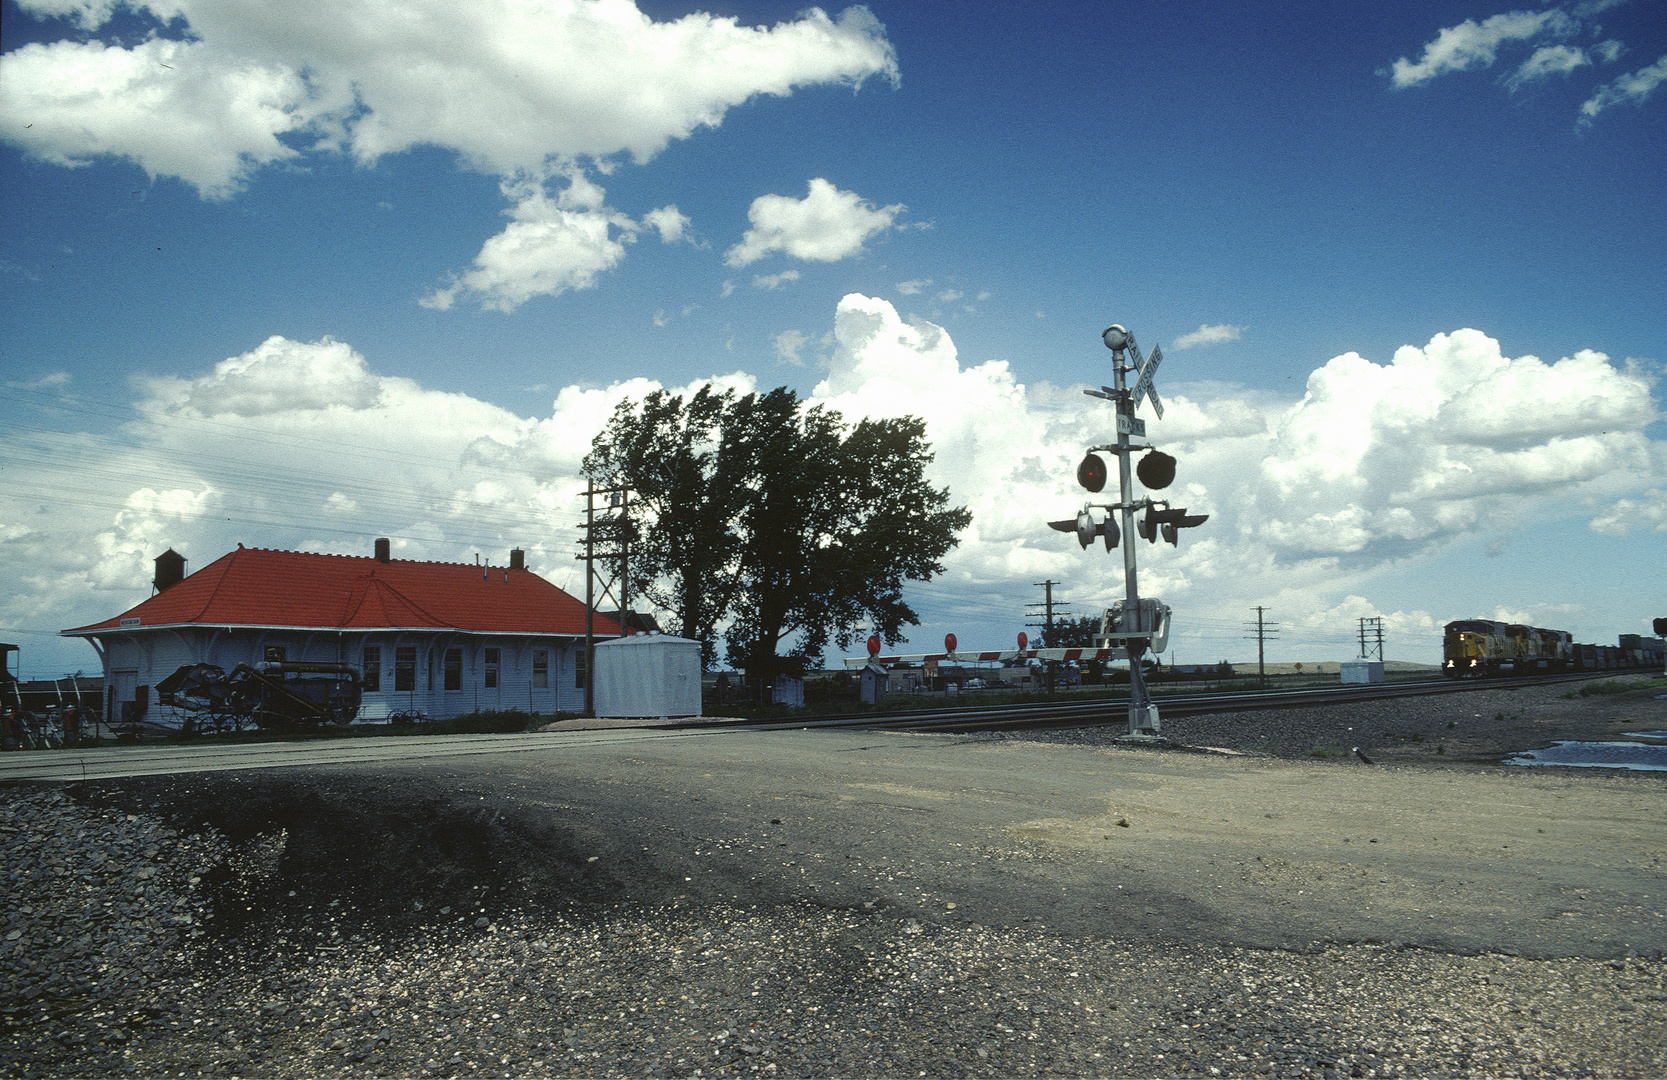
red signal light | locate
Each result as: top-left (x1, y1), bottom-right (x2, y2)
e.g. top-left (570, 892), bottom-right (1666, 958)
top-left (1077, 453), bottom-right (1108, 492)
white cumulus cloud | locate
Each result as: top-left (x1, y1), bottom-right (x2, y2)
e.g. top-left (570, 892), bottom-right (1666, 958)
top-left (0, 0), bottom-right (898, 193)
top-left (1247, 330), bottom-right (1657, 561)
top-left (1589, 489), bottom-right (1667, 534)
top-left (725, 178), bottom-right (903, 267)
top-left (422, 171), bottom-right (672, 311)
top-left (1507, 44), bottom-right (1590, 89)
top-left (0, 36), bottom-right (311, 200)
top-left (641, 205), bottom-right (692, 245)
top-left (1581, 53), bottom-right (1667, 120)
top-left (0, 0), bottom-right (897, 304)
top-left (774, 329), bottom-right (808, 365)
top-left (1390, 9), bottom-right (1573, 88)
top-left (1172, 323), bottom-right (1245, 350)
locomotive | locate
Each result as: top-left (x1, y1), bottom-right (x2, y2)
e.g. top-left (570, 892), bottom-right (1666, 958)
top-left (1443, 620), bottom-right (1662, 677)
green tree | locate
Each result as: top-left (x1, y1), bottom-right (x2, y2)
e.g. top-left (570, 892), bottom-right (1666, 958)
top-left (585, 385), bottom-right (970, 695)
top-left (583, 385), bottom-right (744, 665)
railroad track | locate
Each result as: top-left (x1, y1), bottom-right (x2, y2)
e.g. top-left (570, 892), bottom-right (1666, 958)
top-left (692, 671), bottom-right (1603, 736)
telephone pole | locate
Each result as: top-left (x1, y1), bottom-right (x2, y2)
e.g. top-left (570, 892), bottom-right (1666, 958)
top-left (1244, 606), bottom-right (1280, 687)
top-left (576, 482), bottom-right (633, 716)
top-left (1025, 580), bottom-right (1068, 644)
top-left (1358, 616), bottom-right (1384, 661)
top-left (1025, 580), bottom-right (1069, 693)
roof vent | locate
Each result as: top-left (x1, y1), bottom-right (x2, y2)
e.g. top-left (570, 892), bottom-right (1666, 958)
top-left (510, 548), bottom-right (525, 571)
top-left (154, 549), bottom-right (186, 593)
top-left (375, 537), bottom-right (391, 563)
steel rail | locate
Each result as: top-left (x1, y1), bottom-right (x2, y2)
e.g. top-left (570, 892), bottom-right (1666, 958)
top-left (692, 672), bottom-right (1601, 736)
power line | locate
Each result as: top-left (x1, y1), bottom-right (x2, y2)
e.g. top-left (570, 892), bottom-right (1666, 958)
top-left (1358, 616), bottom-right (1385, 661)
top-left (1243, 606), bottom-right (1280, 687)
top-left (1023, 580), bottom-right (1068, 641)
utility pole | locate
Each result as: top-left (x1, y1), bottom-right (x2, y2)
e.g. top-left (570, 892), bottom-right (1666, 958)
top-left (1358, 616), bottom-right (1384, 662)
top-left (1025, 580), bottom-right (1068, 693)
top-left (1244, 606), bottom-right (1280, 688)
top-left (576, 482), bottom-right (632, 716)
top-left (1025, 579), bottom-right (1066, 643)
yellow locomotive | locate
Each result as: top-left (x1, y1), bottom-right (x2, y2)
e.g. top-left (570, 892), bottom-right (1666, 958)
top-left (1443, 620), bottom-right (1659, 677)
top-left (1442, 620), bottom-right (1572, 677)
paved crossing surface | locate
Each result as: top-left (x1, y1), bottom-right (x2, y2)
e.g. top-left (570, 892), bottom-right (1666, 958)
top-left (0, 728), bottom-right (710, 782)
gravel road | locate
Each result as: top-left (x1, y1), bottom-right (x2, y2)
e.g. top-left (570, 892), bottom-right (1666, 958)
top-left (2, 679), bottom-right (1663, 1078)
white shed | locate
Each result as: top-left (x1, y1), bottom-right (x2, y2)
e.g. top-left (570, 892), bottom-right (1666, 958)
top-left (592, 634), bottom-right (703, 718)
top-left (1340, 660), bottom-right (1385, 684)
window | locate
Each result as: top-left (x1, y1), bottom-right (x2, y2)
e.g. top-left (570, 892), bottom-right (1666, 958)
top-left (444, 648), bottom-right (462, 691)
top-left (484, 647), bottom-right (499, 689)
top-left (575, 646), bottom-right (588, 689)
top-left (362, 647), bottom-right (381, 692)
top-left (394, 647), bottom-right (416, 692)
top-left (532, 650), bottom-right (548, 689)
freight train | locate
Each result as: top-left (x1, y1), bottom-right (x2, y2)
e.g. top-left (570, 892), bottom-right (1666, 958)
top-left (1442, 620), bottom-right (1665, 677)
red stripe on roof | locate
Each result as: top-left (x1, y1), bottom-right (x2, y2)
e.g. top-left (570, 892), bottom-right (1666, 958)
top-left (64, 546), bottom-right (614, 637)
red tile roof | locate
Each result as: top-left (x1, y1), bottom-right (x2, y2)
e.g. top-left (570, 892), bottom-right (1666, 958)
top-left (64, 546), bottom-right (617, 637)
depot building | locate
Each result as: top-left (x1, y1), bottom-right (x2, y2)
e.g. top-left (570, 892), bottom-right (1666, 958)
top-left (62, 539), bottom-right (618, 726)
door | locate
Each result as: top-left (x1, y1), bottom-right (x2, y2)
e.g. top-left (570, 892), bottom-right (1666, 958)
top-left (110, 669), bottom-right (137, 725)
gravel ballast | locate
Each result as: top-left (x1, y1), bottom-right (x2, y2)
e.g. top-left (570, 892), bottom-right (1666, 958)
top-left (1010, 679), bottom-right (1667, 768)
top-left (3, 681), bottom-right (1664, 1078)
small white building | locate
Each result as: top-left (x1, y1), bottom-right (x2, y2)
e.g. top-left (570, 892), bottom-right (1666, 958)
top-left (592, 634), bottom-right (702, 717)
top-left (1340, 660), bottom-right (1385, 684)
top-left (63, 540), bottom-right (619, 724)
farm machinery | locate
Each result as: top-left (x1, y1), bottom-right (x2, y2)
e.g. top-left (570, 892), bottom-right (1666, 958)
top-left (156, 661), bottom-right (363, 734)
top-left (2, 643), bottom-right (94, 749)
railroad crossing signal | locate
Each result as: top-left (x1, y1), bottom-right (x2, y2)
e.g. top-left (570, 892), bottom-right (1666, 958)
top-left (1129, 341), bottom-right (1164, 419)
top-left (1044, 322), bottom-right (1210, 740)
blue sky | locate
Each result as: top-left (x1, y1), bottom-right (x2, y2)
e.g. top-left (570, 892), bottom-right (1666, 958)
top-left (2, 0), bottom-right (1663, 678)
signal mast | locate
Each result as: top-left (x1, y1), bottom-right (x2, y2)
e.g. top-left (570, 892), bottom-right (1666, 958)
top-left (1049, 324), bottom-right (1206, 739)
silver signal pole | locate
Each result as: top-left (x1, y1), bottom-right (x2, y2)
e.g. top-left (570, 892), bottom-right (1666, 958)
top-left (1102, 325), bottom-right (1157, 738)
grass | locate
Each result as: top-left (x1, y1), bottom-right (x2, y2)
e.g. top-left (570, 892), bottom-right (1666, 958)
top-left (1308, 745), bottom-right (1342, 759)
top-left (1563, 676), bottom-right (1667, 698)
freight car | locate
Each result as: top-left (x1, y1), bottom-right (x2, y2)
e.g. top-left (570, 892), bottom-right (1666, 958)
top-left (1443, 620), bottom-right (1658, 677)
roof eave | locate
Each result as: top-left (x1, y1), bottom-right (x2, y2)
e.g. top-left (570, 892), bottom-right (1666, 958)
top-left (62, 622), bottom-right (602, 637)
